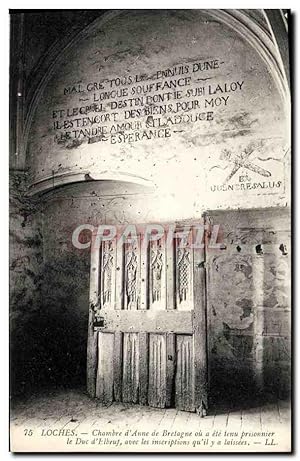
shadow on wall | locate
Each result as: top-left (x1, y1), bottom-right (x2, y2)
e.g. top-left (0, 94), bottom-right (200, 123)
top-left (10, 253), bottom-right (90, 399)
top-left (209, 361), bottom-right (257, 411)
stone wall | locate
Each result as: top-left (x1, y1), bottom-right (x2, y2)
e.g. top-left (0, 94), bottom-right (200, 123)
top-left (206, 208), bottom-right (291, 404)
top-left (10, 172), bottom-right (44, 396)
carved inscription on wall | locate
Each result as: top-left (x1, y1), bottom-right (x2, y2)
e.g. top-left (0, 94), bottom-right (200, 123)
top-left (52, 59), bottom-right (246, 146)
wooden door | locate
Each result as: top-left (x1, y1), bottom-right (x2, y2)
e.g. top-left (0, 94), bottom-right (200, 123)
top-left (87, 222), bottom-right (208, 414)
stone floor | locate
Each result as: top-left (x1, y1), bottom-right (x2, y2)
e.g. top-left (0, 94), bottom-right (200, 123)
top-left (10, 388), bottom-right (291, 452)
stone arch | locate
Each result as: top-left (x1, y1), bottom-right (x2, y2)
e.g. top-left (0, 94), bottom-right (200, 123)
top-left (23, 9), bottom-right (290, 217)
top-left (22, 9), bottom-right (289, 176)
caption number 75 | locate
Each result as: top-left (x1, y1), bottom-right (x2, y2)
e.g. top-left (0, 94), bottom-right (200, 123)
top-left (24, 429), bottom-right (33, 436)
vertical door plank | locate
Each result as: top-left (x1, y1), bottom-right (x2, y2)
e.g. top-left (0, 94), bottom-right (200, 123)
top-left (148, 334), bottom-right (167, 408)
top-left (166, 232), bottom-right (175, 309)
top-left (124, 237), bottom-right (140, 310)
top-left (149, 238), bottom-right (166, 310)
top-left (140, 237), bottom-right (148, 310)
top-left (166, 333), bottom-right (175, 407)
top-left (139, 332), bottom-right (149, 405)
top-left (113, 332), bottom-right (123, 402)
top-left (175, 335), bottom-right (194, 411)
top-left (115, 237), bottom-right (124, 310)
top-left (89, 230), bottom-right (101, 307)
top-left (100, 240), bottom-right (116, 310)
top-left (176, 234), bottom-right (194, 311)
top-left (96, 333), bottom-right (114, 403)
top-left (87, 231), bottom-right (101, 397)
top-left (193, 219), bottom-right (208, 413)
top-left (87, 331), bottom-right (98, 397)
top-left (122, 333), bottom-right (139, 403)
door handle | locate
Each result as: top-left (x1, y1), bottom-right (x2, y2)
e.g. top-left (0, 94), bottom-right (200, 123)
top-left (94, 316), bottom-right (105, 328)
